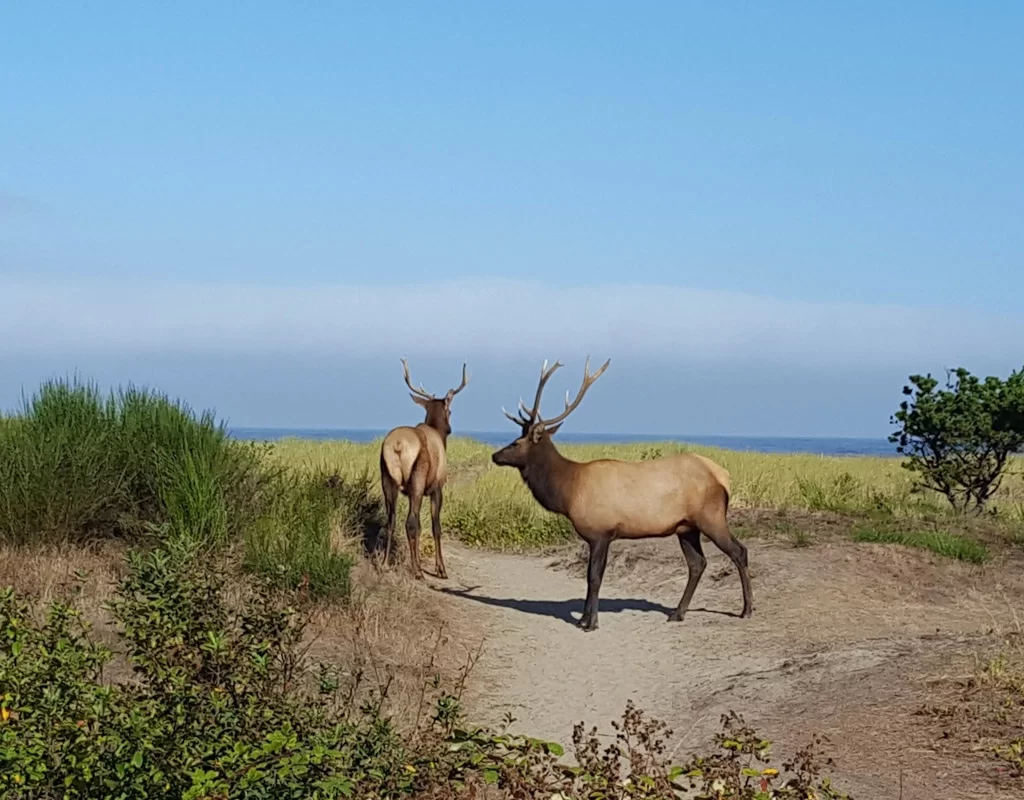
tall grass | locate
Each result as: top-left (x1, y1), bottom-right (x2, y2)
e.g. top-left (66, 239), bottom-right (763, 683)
top-left (244, 467), bottom-right (382, 599)
top-left (0, 379), bottom-right (267, 548)
top-left (0, 380), bottom-right (380, 599)
top-left (268, 437), bottom-right (1024, 552)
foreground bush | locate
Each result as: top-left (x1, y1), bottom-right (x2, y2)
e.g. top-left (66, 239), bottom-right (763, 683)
top-left (0, 546), bottom-right (416, 798)
top-left (0, 379), bottom-right (269, 547)
top-left (0, 545), bottom-right (851, 799)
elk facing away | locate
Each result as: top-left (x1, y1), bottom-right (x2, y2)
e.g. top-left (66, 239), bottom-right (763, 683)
top-left (490, 358), bottom-right (752, 632)
top-left (380, 359), bottom-right (469, 580)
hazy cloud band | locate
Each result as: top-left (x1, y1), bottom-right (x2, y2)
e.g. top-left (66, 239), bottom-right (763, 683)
top-left (3, 278), bottom-right (1021, 369)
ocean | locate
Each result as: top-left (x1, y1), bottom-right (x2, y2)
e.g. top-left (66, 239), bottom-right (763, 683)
top-left (228, 428), bottom-right (898, 457)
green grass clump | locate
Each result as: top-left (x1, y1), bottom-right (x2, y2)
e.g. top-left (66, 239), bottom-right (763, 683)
top-left (0, 379), bottom-right (268, 548)
top-left (0, 379), bottom-right (367, 599)
top-left (244, 468), bottom-right (381, 599)
top-left (851, 525), bottom-right (990, 563)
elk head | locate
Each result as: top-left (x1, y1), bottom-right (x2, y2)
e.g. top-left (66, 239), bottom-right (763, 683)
top-left (491, 356), bottom-right (610, 468)
top-left (400, 358), bottom-right (469, 437)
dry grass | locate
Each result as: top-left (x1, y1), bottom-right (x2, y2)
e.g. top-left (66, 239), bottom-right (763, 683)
top-left (0, 540), bottom-right (127, 621)
top-left (916, 622), bottom-right (1024, 789)
top-left (0, 537), bottom-right (468, 732)
top-left (298, 543), bottom-right (478, 733)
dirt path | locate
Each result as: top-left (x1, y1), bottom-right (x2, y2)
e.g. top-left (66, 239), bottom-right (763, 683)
top-left (428, 536), bottom-right (1024, 800)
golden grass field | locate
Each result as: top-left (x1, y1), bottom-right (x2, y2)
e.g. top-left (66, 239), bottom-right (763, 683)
top-left (269, 436), bottom-right (1024, 553)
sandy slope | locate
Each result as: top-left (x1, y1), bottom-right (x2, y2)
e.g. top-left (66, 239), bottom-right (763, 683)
top-left (428, 536), bottom-right (1024, 799)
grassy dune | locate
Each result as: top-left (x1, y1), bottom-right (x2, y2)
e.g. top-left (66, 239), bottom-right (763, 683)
top-left (269, 436), bottom-right (1024, 554)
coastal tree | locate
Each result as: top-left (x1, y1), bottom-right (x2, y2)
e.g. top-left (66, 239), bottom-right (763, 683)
top-left (889, 366), bottom-right (1024, 514)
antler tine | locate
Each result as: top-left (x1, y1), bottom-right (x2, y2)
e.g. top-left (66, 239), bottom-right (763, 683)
top-left (500, 360), bottom-right (565, 429)
top-left (400, 357), bottom-right (435, 400)
top-left (537, 355), bottom-right (611, 428)
top-left (502, 406), bottom-right (526, 425)
top-left (521, 358), bottom-right (563, 424)
top-left (445, 361), bottom-right (470, 401)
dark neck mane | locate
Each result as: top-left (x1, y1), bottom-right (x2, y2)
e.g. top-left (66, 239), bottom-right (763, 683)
top-left (421, 408), bottom-right (450, 445)
top-left (519, 437), bottom-right (576, 516)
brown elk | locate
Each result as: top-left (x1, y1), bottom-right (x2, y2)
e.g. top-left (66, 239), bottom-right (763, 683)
top-left (379, 358), bottom-right (469, 580)
top-left (490, 357), bottom-right (752, 632)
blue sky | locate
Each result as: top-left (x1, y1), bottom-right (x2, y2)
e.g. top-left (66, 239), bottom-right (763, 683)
top-left (2, 3), bottom-right (1022, 437)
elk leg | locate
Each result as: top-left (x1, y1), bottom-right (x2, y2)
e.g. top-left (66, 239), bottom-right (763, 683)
top-left (700, 517), bottom-right (753, 618)
top-left (580, 538), bottom-right (610, 632)
top-left (405, 489), bottom-right (426, 580)
top-left (668, 529), bottom-right (706, 622)
top-left (380, 471), bottom-right (399, 565)
top-left (429, 487), bottom-right (448, 580)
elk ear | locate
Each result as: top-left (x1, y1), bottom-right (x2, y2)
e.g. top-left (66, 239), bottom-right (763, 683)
top-left (545, 422), bottom-right (563, 437)
top-left (410, 394), bottom-right (430, 408)
top-left (528, 425), bottom-right (549, 443)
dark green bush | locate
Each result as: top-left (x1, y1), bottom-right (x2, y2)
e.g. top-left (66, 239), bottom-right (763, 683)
top-left (0, 546), bottom-right (417, 798)
top-left (890, 366), bottom-right (1024, 513)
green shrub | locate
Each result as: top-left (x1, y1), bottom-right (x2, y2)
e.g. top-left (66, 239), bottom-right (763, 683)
top-left (890, 366), bottom-right (1024, 514)
top-left (0, 547), bottom-right (415, 798)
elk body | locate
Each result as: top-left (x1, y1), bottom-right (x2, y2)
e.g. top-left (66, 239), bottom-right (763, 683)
top-left (380, 359), bottom-right (469, 580)
top-left (490, 358), bottom-right (752, 632)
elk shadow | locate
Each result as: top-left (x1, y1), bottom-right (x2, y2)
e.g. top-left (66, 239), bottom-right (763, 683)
top-left (438, 586), bottom-right (740, 626)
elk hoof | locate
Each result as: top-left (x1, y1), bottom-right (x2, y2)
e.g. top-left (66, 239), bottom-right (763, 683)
top-left (577, 616), bottom-right (598, 632)
top-left (436, 567), bottom-right (449, 580)
top-left (667, 611), bottom-right (685, 623)
top-left (740, 607), bottom-right (753, 618)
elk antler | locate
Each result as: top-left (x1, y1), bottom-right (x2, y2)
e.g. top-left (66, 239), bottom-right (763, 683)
top-left (535, 355), bottom-right (610, 429)
top-left (444, 362), bottom-right (470, 403)
top-left (502, 359), bottom-right (565, 427)
top-left (503, 356), bottom-right (607, 429)
top-left (499, 358), bottom-right (557, 428)
top-left (401, 358), bottom-right (435, 400)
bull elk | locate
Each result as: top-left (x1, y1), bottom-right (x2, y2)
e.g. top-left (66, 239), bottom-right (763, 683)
top-left (490, 358), bottom-right (753, 632)
top-left (379, 358), bottom-right (469, 580)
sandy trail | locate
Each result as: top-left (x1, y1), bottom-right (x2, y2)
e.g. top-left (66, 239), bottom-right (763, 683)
top-left (426, 536), bottom-right (1024, 800)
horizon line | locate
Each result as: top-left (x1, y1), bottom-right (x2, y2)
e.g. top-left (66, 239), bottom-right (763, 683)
top-left (227, 425), bottom-right (893, 442)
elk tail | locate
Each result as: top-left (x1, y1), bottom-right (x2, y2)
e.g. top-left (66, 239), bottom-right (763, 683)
top-left (380, 439), bottom-right (406, 490)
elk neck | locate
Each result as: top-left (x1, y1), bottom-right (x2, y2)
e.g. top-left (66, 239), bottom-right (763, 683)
top-left (519, 437), bottom-right (577, 516)
top-left (421, 406), bottom-right (450, 444)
